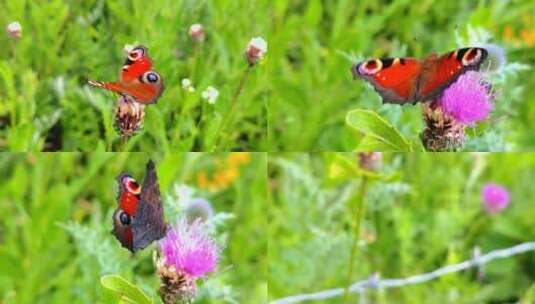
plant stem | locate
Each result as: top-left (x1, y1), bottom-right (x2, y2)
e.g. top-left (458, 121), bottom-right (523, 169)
top-left (210, 65), bottom-right (252, 151)
top-left (343, 177), bottom-right (369, 303)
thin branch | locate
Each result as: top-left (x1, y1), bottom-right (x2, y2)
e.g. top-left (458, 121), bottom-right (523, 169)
top-left (270, 242), bottom-right (535, 304)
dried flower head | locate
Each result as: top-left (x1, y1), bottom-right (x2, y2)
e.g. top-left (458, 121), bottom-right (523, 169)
top-left (421, 101), bottom-right (466, 151)
top-left (156, 218), bottom-right (219, 303)
top-left (6, 21), bottom-right (22, 39)
top-left (201, 86), bottom-right (219, 104)
top-left (245, 37), bottom-right (267, 65)
top-left (358, 152), bottom-right (383, 172)
top-left (438, 71), bottom-right (494, 126)
top-left (113, 95), bottom-right (145, 137)
top-left (481, 183), bottom-right (510, 214)
top-left (189, 23), bottom-right (205, 42)
top-left (184, 198), bottom-right (214, 223)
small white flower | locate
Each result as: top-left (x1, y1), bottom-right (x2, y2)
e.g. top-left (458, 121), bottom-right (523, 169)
top-left (189, 23), bottom-right (205, 42)
top-left (6, 21), bottom-right (22, 39)
top-left (245, 37), bottom-right (268, 65)
top-left (181, 78), bottom-right (196, 92)
top-left (201, 86), bottom-right (219, 104)
top-left (181, 78), bottom-right (192, 88)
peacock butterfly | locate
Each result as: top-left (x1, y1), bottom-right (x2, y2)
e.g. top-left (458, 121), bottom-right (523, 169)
top-left (113, 160), bottom-right (168, 253)
top-left (352, 47), bottom-right (488, 104)
top-left (88, 45), bottom-right (165, 104)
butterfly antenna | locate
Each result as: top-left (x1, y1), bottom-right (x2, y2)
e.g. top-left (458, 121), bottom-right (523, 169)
top-left (87, 80), bottom-right (105, 88)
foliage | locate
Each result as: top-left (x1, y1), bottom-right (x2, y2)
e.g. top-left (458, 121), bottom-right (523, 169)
top-left (268, 153), bottom-right (535, 303)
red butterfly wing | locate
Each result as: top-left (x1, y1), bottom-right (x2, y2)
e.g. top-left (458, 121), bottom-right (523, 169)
top-left (112, 174), bottom-right (141, 252)
top-left (417, 47), bottom-right (488, 100)
top-left (121, 57), bottom-right (152, 82)
top-left (353, 58), bottom-right (422, 104)
top-left (88, 71), bottom-right (164, 104)
top-left (120, 45), bottom-right (153, 82)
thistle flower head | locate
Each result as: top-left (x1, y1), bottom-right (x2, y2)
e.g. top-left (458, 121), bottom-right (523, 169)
top-left (481, 183), bottom-right (510, 214)
top-left (156, 218), bottom-right (219, 303)
top-left (421, 102), bottom-right (466, 151)
top-left (159, 218), bottom-right (219, 279)
top-left (114, 95), bottom-right (145, 137)
top-left (6, 21), bottom-right (22, 39)
top-left (189, 23), bottom-right (205, 42)
top-left (438, 71), bottom-right (494, 126)
top-left (184, 198), bottom-right (214, 223)
top-left (358, 152), bottom-right (383, 172)
top-left (245, 37), bottom-right (267, 65)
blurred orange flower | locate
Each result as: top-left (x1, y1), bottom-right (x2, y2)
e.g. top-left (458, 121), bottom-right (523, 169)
top-left (196, 153), bottom-right (251, 192)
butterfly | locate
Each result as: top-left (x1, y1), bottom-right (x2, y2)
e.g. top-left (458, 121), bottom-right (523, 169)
top-left (113, 160), bottom-right (168, 253)
top-left (352, 47), bottom-right (488, 104)
top-left (88, 45), bottom-right (164, 104)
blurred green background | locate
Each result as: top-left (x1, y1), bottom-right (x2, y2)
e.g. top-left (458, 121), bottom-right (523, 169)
top-left (0, 152), bottom-right (267, 303)
top-left (268, 153), bottom-right (535, 303)
top-left (0, 0), bottom-right (268, 152)
top-left (268, 0), bottom-right (535, 151)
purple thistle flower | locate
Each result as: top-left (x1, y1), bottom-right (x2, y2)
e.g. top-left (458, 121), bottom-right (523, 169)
top-left (438, 71), bottom-right (494, 126)
top-left (481, 183), bottom-right (510, 214)
top-left (159, 218), bottom-right (219, 279)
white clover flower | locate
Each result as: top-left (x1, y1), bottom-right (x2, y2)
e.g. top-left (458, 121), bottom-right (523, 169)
top-left (201, 86), bottom-right (219, 104)
top-left (189, 23), bottom-right (205, 42)
top-left (181, 78), bottom-right (196, 92)
top-left (181, 78), bottom-right (192, 88)
top-left (6, 21), bottom-right (22, 39)
top-left (245, 37), bottom-right (267, 65)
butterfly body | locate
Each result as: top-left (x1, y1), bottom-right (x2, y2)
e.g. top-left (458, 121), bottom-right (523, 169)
top-left (89, 45), bottom-right (164, 104)
top-left (352, 47), bottom-right (488, 104)
top-left (113, 160), bottom-right (168, 253)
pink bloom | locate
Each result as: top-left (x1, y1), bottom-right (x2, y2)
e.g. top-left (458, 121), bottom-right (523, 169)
top-left (481, 183), bottom-right (510, 214)
top-left (159, 218), bottom-right (219, 279)
top-left (438, 71), bottom-right (494, 126)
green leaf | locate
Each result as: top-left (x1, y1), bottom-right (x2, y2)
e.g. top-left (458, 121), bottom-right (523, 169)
top-left (346, 109), bottom-right (412, 151)
top-left (100, 275), bottom-right (153, 304)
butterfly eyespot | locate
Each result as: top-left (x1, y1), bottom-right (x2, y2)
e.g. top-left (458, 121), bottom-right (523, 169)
top-left (114, 209), bottom-right (132, 226)
top-left (119, 211), bottom-right (132, 225)
top-left (141, 71), bottom-right (161, 84)
top-left (462, 48), bottom-right (482, 66)
top-left (128, 48), bottom-right (145, 61)
top-left (127, 180), bottom-right (141, 194)
top-left (121, 175), bottom-right (141, 194)
top-left (358, 59), bottom-right (383, 75)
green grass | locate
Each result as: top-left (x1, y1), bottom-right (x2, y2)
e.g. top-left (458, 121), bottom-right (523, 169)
top-left (0, 152), bottom-right (267, 303)
top-left (268, 153), bottom-right (535, 303)
top-left (268, 0), bottom-right (535, 151)
top-left (0, 0), bottom-right (268, 152)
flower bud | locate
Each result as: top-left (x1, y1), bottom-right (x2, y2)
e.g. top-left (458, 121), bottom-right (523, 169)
top-left (245, 37), bottom-right (267, 65)
top-left (6, 21), bottom-right (22, 39)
